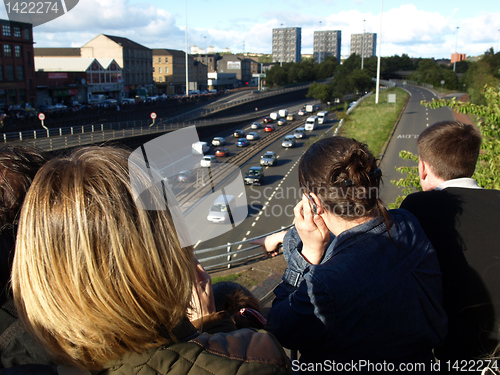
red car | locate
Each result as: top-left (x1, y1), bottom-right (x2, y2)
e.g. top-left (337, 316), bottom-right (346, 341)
top-left (264, 124), bottom-right (275, 132)
top-left (215, 147), bottom-right (230, 157)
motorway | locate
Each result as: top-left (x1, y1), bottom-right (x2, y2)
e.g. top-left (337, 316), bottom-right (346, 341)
top-left (190, 84), bottom-right (464, 269)
top-left (379, 84), bottom-right (463, 204)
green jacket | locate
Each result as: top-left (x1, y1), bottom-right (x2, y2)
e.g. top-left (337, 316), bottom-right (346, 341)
top-left (96, 313), bottom-right (292, 375)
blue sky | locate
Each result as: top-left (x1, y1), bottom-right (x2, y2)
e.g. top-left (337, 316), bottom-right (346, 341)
top-left (2, 0), bottom-right (499, 59)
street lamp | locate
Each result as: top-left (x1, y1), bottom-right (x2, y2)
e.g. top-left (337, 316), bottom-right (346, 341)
top-left (453, 26), bottom-right (459, 72)
top-left (318, 21), bottom-right (322, 64)
top-left (280, 23), bottom-right (284, 67)
top-left (375, 0), bottom-right (383, 104)
top-left (361, 19), bottom-right (366, 70)
top-left (185, 0), bottom-right (189, 96)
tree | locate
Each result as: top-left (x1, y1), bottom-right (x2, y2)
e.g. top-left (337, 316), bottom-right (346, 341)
top-left (306, 82), bottom-right (332, 103)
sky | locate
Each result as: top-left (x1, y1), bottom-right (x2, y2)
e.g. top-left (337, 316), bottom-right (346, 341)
top-left (1, 0), bottom-right (500, 59)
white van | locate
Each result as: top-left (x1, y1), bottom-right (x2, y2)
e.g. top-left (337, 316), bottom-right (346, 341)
top-left (305, 116), bottom-right (319, 131)
top-left (317, 111), bottom-right (328, 124)
top-left (278, 109), bottom-right (288, 118)
top-left (207, 194), bottom-right (236, 223)
top-left (192, 141), bottom-right (209, 155)
top-left (270, 112), bottom-right (280, 121)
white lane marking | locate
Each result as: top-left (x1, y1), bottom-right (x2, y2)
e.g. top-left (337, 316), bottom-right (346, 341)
top-left (238, 192), bottom-right (244, 198)
top-left (194, 240), bottom-right (201, 249)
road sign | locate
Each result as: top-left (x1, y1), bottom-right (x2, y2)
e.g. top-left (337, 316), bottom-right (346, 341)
top-left (38, 113), bottom-right (45, 121)
top-left (151, 112), bottom-right (157, 119)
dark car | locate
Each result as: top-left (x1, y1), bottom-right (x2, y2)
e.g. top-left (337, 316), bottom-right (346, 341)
top-left (236, 138), bottom-right (250, 147)
top-left (215, 147), bottom-right (230, 157)
top-left (263, 116), bottom-right (272, 123)
top-left (177, 170), bottom-right (193, 183)
top-left (264, 124), bottom-right (275, 132)
top-left (260, 151), bottom-right (277, 166)
top-left (245, 166), bottom-right (264, 185)
top-left (233, 129), bottom-right (245, 138)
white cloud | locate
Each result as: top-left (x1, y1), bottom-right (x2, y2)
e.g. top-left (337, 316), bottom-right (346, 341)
top-left (12, 0), bottom-right (500, 58)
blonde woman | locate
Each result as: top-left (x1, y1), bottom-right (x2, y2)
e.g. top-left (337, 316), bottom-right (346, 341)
top-left (11, 146), bottom-right (291, 374)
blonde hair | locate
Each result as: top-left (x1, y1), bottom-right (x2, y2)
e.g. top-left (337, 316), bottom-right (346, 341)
top-left (12, 146), bottom-right (196, 370)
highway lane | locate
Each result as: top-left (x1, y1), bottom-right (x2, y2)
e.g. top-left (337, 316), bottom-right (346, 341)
top-left (191, 116), bottom-right (334, 267)
top-left (379, 84), bottom-right (461, 205)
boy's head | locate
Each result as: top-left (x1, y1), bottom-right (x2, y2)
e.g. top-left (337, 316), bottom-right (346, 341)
top-left (417, 121), bottom-right (481, 190)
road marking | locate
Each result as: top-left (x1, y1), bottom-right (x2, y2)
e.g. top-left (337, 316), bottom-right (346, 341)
top-left (246, 231), bottom-right (251, 236)
top-left (252, 222), bottom-right (256, 227)
top-left (238, 192), bottom-right (243, 198)
top-left (237, 244), bottom-right (243, 250)
top-left (194, 240), bottom-right (201, 249)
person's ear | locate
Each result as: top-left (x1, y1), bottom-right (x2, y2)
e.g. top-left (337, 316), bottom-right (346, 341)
top-left (309, 192), bottom-right (323, 215)
top-left (418, 157), bottom-right (427, 182)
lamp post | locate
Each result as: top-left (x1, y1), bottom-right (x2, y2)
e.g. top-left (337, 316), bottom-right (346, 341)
top-left (375, 0), bottom-right (383, 104)
top-left (361, 19), bottom-right (366, 70)
top-left (453, 26), bottom-right (459, 72)
top-left (280, 23), bottom-right (284, 67)
top-left (185, 0), bottom-right (189, 96)
top-left (318, 21), bottom-right (322, 64)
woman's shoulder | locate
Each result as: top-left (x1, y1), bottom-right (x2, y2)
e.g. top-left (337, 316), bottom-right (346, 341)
top-left (99, 329), bottom-right (292, 375)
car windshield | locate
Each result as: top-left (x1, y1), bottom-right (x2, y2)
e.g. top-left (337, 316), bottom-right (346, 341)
top-left (248, 169), bottom-right (261, 176)
top-left (211, 203), bottom-right (227, 212)
top-left (203, 157), bottom-right (212, 161)
top-left (179, 171), bottom-right (190, 176)
top-left (285, 136), bottom-right (294, 141)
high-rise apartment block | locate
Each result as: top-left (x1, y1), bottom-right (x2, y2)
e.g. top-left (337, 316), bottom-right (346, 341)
top-left (314, 30), bottom-right (341, 63)
top-left (350, 33), bottom-right (377, 58)
top-left (272, 27), bottom-right (301, 63)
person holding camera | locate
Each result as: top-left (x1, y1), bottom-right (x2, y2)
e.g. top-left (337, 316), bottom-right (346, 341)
top-left (265, 136), bottom-right (447, 373)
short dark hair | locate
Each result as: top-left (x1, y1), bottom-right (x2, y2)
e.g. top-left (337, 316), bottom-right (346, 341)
top-left (417, 121), bottom-right (481, 180)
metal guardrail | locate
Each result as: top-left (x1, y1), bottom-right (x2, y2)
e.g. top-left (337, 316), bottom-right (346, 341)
top-left (196, 224), bottom-right (294, 271)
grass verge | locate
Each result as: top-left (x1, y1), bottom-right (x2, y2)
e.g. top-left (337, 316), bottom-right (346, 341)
top-left (339, 87), bottom-right (409, 156)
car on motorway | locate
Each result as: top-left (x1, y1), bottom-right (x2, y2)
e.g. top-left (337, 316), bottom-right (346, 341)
top-left (263, 116), bottom-right (272, 123)
top-left (260, 151), bottom-right (277, 166)
top-left (177, 170), bottom-right (194, 183)
top-left (233, 129), bottom-right (245, 138)
top-left (212, 136), bottom-right (225, 146)
top-left (244, 166), bottom-right (265, 185)
top-left (277, 118), bottom-right (287, 126)
top-left (282, 135), bottom-right (297, 148)
top-left (264, 124), bottom-right (275, 132)
top-left (207, 194), bottom-right (235, 223)
top-left (236, 138), bottom-right (250, 147)
top-left (294, 127), bottom-right (306, 139)
top-left (200, 155), bottom-right (217, 167)
top-left (298, 109), bottom-right (306, 116)
top-left (246, 132), bottom-right (259, 141)
top-left (215, 147), bottom-right (230, 157)
top-left (250, 122), bottom-right (261, 129)
top-left (286, 113), bottom-right (296, 121)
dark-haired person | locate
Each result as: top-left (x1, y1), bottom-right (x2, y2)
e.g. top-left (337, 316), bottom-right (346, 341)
top-left (213, 281), bottom-right (267, 330)
top-left (265, 136), bottom-right (447, 373)
top-left (0, 146), bottom-right (52, 369)
top-left (400, 120), bottom-right (500, 365)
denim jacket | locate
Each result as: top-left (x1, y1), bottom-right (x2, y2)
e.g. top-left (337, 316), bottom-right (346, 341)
top-left (266, 209), bottom-right (447, 369)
